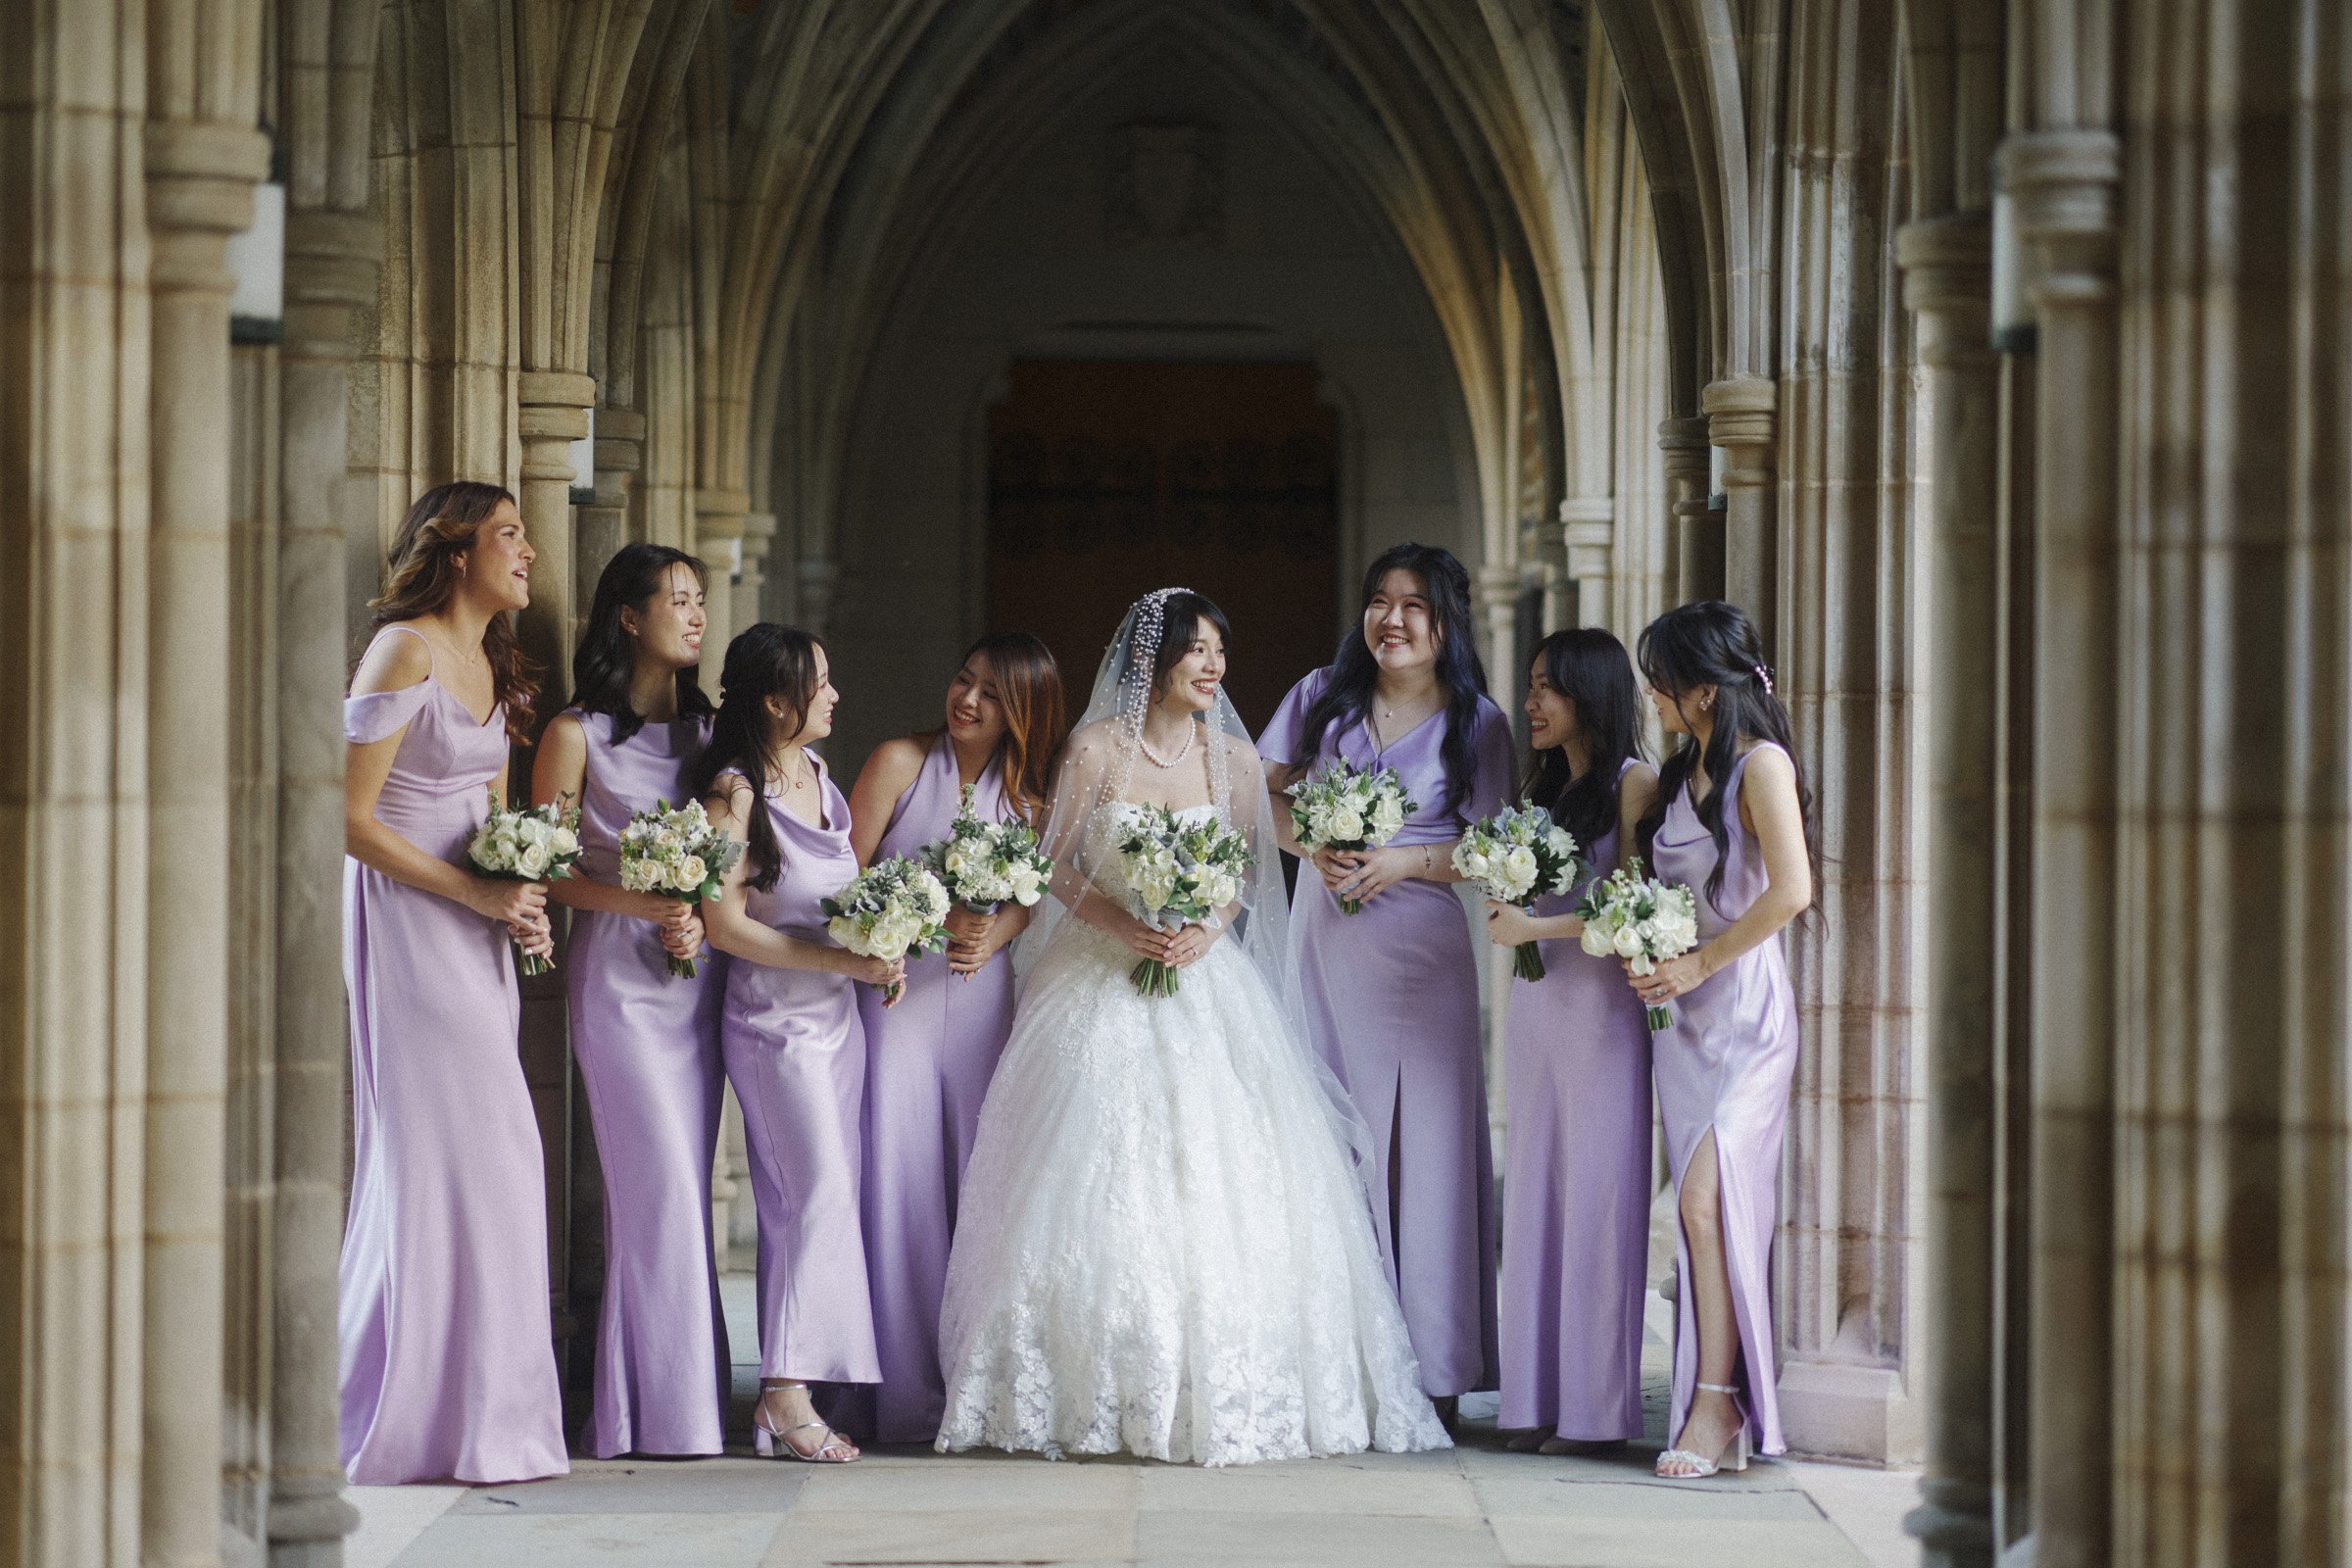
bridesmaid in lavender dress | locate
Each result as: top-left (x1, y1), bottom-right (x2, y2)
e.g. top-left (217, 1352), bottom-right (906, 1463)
top-left (1260, 544), bottom-right (1515, 1419)
top-left (339, 482), bottom-right (567, 1485)
top-left (1625, 602), bottom-right (1815, 1478)
top-left (838, 633), bottom-right (1065, 1444)
top-left (532, 544), bottom-right (727, 1458)
top-left (1482, 629), bottom-right (1658, 1454)
top-left (699, 625), bottom-right (901, 1464)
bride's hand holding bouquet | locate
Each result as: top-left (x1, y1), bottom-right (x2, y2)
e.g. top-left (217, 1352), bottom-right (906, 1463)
top-left (1115, 806), bottom-right (1253, 998)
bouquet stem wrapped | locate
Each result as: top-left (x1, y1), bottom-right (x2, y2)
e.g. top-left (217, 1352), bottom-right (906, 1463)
top-left (1287, 760), bottom-right (1416, 915)
top-left (1574, 857), bottom-right (1700, 1030)
top-left (821, 856), bottom-right (952, 1004)
top-left (466, 790), bottom-right (584, 976)
top-left (1115, 806), bottom-right (1253, 999)
top-left (1449, 804), bottom-right (1582, 983)
top-left (617, 798), bottom-right (745, 978)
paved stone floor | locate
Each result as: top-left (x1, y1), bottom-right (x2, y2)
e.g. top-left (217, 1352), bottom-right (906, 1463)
top-left (346, 1276), bottom-right (1921, 1568)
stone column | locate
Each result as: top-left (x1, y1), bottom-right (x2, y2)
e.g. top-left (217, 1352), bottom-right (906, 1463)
top-left (576, 408), bottom-right (647, 610)
top-left (517, 370), bottom-right (596, 688)
top-left (695, 488), bottom-right (750, 694)
top-left (796, 556), bottom-right (841, 642)
top-left (738, 511), bottom-right (776, 632)
top-left (1702, 376), bottom-right (1778, 630)
top-left (1895, 209), bottom-right (1999, 1568)
top-left (2002, 126), bottom-right (2123, 1568)
top-left (269, 206), bottom-right (377, 1568)
top-left (1657, 416), bottom-right (1713, 605)
top-left (144, 104), bottom-right (271, 1568)
top-left (1558, 496), bottom-right (1614, 629)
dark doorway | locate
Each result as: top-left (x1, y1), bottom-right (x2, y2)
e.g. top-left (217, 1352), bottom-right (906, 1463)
top-left (986, 361), bottom-right (1341, 732)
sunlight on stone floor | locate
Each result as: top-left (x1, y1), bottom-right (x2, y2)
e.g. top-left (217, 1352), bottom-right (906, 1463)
top-left (345, 1274), bottom-right (1920, 1568)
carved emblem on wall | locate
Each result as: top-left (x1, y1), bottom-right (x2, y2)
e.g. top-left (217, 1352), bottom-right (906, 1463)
top-left (1106, 122), bottom-right (1224, 249)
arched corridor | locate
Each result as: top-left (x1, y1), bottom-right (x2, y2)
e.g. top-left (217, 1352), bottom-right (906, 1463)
top-left (0, 2), bottom-right (2343, 1565)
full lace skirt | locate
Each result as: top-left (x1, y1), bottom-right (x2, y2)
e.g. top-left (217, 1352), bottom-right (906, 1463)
top-left (936, 919), bottom-right (1447, 1466)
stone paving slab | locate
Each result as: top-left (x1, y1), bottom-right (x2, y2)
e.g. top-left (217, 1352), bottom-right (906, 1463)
top-left (765, 1505), bottom-right (1138, 1563)
top-left (393, 1510), bottom-right (787, 1567)
top-left (1488, 1513), bottom-right (1871, 1568)
top-left (1135, 1507), bottom-right (1508, 1566)
top-left (453, 1457), bottom-right (806, 1514)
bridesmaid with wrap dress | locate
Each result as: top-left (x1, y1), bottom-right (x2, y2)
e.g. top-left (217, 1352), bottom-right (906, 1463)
top-left (838, 633), bottom-right (1065, 1445)
top-left (1625, 601), bottom-right (1815, 1478)
top-left (698, 625), bottom-right (902, 1465)
top-left (1482, 629), bottom-right (1658, 1454)
top-left (339, 482), bottom-right (568, 1485)
top-left (531, 544), bottom-right (728, 1458)
top-left (1260, 543), bottom-right (1515, 1425)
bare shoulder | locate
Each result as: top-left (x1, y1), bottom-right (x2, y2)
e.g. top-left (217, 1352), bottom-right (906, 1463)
top-left (1622, 760), bottom-right (1662, 808)
top-left (349, 623), bottom-right (433, 697)
top-left (858, 734), bottom-right (929, 789)
top-left (1739, 742), bottom-right (1797, 791)
top-left (540, 710), bottom-right (586, 750)
top-left (1219, 727), bottom-right (1264, 771)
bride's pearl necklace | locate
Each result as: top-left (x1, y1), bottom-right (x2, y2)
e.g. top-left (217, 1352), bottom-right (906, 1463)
top-left (1138, 721), bottom-right (1195, 770)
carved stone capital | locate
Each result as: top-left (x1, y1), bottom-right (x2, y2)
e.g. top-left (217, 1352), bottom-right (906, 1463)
top-left (284, 210), bottom-right (381, 312)
top-left (1701, 377), bottom-right (1778, 490)
top-left (516, 369), bottom-right (597, 410)
top-left (1998, 130), bottom-right (2122, 307)
top-left (1657, 416), bottom-right (1712, 481)
top-left (1896, 212), bottom-right (1995, 368)
top-left (695, 489), bottom-right (752, 537)
top-left (144, 121), bottom-right (271, 237)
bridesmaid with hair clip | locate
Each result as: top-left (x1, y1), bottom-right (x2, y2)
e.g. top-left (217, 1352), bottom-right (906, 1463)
top-left (338, 481), bottom-right (567, 1485)
top-left (837, 632), bottom-right (1066, 1446)
top-left (1482, 628), bottom-right (1658, 1455)
top-left (1627, 600), bottom-right (1815, 1479)
top-left (532, 542), bottom-right (728, 1459)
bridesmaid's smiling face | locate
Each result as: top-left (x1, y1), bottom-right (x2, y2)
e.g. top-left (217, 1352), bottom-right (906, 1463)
top-left (1525, 660), bottom-right (1578, 752)
top-left (623, 562), bottom-right (707, 674)
top-left (944, 650), bottom-right (1007, 752)
top-left (455, 500), bottom-right (533, 612)
top-left (770, 644), bottom-right (838, 747)
top-left (1362, 568), bottom-right (1438, 676)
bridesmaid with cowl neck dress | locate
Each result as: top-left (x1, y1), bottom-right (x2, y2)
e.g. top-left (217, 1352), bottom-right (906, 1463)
top-left (1481, 629), bottom-right (1658, 1454)
top-left (338, 482), bottom-right (567, 1486)
top-left (532, 543), bottom-right (729, 1459)
top-left (698, 625), bottom-right (901, 1466)
top-left (1626, 601), bottom-right (1815, 1479)
top-left (835, 632), bottom-right (1065, 1445)
top-left (1260, 544), bottom-right (1515, 1419)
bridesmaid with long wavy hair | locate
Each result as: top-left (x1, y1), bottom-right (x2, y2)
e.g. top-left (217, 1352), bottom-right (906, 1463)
top-left (1482, 629), bottom-right (1657, 1454)
top-left (1258, 543), bottom-right (1516, 1423)
top-left (532, 543), bottom-right (727, 1458)
top-left (837, 632), bottom-right (1065, 1445)
top-left (339, 481), bottom-right (567, 1485)
top-left (696, 625), bottom-right (901, 1464)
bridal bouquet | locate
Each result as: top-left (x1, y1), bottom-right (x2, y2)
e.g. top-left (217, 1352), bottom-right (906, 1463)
top-left (917, 785), bottom-right (1053, 913)
top-left (1288, 759), bottom-right (1416, 914)
top-left (1450, 803), bottom-right (1583, 982)
top-left (821, 856), bottom-right (952, 1003)
top-left (616, 799), bottom-right (744, 978)
top-left (1576, 858), bottom-right (1701, 1030)
top-left (466, 791), bottom-right (584, 976)
top-left (1115, 806), bottom-right (1253, 999)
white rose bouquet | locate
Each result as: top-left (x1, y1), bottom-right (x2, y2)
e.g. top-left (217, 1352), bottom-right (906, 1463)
top-left (917, 785), bottom-right (1054, 914)
top-left (1287, 759), bottom-right (1417, 914)
top-left (820, 856), bottom-right (952, 1003)
top-left (616, 798), bottom-right (745, 979)
top-left (465, 790), bottom-right (584, 976)
top-left (1575, 857), bottom-right (1701, 1030)
top-left (1450, 802), bottom-right (1583, 982)
top-left (1115, 806), bottom-right (1254, 999)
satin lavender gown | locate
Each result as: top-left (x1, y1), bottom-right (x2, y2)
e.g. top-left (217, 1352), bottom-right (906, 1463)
top-left (1259, 668), bottom-right (1515, 1396)
top-left (338, 627), bottom-right (567, 1485)
top-left (719, 758), bottom-right (882, 1389)
top-left (564, 710), bottom-right (729, 1457)
top-left (1497, 760), bottom-right (1652, 1442)
top-left (1650, 742), bottom-right (1800, 1456)
top-left (849, 734), bottom-right (1019, 1443)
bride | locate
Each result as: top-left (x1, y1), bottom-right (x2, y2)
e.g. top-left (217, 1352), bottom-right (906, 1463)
top-left (935, 588), bottom-right (1447, 1466)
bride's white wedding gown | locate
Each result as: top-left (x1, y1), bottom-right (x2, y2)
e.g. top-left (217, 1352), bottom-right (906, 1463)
top-left (935, 803), bottom-right (1448, 1466)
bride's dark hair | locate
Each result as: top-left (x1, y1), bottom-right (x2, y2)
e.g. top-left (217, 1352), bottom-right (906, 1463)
top-left (1152, 593), bottom-right (1231, 698)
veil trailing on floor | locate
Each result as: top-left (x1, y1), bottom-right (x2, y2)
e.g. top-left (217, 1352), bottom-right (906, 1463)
top-left (1013, 586), bottom-right (1380, 1180)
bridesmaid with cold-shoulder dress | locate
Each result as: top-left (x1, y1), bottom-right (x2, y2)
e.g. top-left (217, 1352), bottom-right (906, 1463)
top-left (837, 633), bottom-right (1064, 1444)
top-left (533, 543), bottom-right (728, 1457)
top-left (338, 482), bottom-right (567, 1485)
top-left (1626, 601), bottom-right (1815, 1478)
top-left (1260, 544), bottom-right (1515, 1413)
top-left (699, 624), bottom-right (901, 1465)
top-left (1481, 629), bottom-right (1657, 1453)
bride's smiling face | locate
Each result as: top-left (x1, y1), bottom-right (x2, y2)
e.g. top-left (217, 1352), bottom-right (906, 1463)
top-left (1157, 623), bottom-right (1227, 716)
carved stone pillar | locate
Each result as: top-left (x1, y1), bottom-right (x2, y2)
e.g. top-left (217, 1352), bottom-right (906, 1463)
top-left (1657, 416), bottom-right (1714, 605)
top-left (2002, 126), bottom-right (2123, 1568)
top-left (516, 369), bottom-right (596, 690)
top-left (576, 407), bottom-right (647, 608)
top-left (695, 488), bottom-right (750, 694)
top-left (738, 511), bottom-right (776, 633)
top-left (1558, 496), bottom-right (1614, 630)
top-left (1702, 376), bottom-right (1778, 630)
top-left (145, 105), bottom-right (271, 1568)
top-left (796, 556), bottom-right (841, 643)
top-left (1896, 208), bottom-right (1999, 1568)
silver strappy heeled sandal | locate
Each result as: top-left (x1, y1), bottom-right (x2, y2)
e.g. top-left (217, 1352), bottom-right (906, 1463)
top-left (754, 1415), bottom-right (859, 1463)
top-left (1654, 1381), bottom-right (1749, 1478)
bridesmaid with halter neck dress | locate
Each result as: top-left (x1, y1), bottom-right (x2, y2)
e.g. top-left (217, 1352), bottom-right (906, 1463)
top-left (533, 544), bottom-right (729, 1458)
top-left (837, 634), bottom-right (1063, 1445)
top-left (339, 484), bottom-right (567, 1485)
